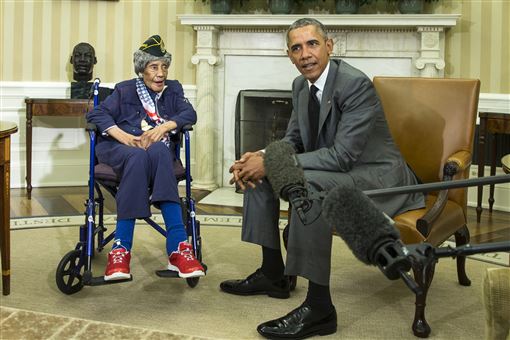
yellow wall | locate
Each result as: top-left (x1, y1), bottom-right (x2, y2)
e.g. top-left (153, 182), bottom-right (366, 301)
top-left (438, 0), bottom-right (509, 94)
top-left (1, 0), bottom-right (508, 93)
top-left (0, 0), bottom-right (201, 84)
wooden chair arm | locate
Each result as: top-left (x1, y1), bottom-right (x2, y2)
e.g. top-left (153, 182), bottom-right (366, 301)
top-left (446, 150), bottom-right (472, 172)
top-left (416, 160), bottom-right (460, 237)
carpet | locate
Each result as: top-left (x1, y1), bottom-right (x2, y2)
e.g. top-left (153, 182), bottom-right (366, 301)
top-left (198, 187), bottom-right (289, 211)
top-left (10, 215), bottom-right (508, 267)
top-left (9, 214), bottom-right (289, 232)
top-left (0, 222), bottom-right (504, 340)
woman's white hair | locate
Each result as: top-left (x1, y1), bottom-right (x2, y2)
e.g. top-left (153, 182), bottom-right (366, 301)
top-left (133, 50), bottom-right (172, 76)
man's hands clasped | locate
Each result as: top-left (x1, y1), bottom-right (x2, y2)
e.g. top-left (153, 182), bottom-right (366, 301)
top-left (229, 151), bottom-right (266, 191)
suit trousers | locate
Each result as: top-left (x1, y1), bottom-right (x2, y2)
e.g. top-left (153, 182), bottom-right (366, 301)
top-left (241, 170), bottom-right (355, 286)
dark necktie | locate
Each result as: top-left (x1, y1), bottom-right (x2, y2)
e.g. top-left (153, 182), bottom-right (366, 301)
top-left (308, 85), bottom-right (320, 149)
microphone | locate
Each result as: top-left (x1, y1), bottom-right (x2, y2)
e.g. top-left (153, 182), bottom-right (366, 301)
top-left (263, 141), bottom-right (316, 224)
top-left (322, 186), bottom-right (421, 294)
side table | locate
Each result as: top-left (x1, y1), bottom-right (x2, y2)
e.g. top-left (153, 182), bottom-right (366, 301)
top-left (0, 121), bottom-right (18, 295)
top-left (476, 112), bottom-right (510, 222)
top-left (24, 98), bottom-right (93, 199)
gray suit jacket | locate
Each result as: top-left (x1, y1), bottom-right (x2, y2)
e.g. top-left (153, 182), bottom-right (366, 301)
top-left (282, 59), bottom-right (424, 216)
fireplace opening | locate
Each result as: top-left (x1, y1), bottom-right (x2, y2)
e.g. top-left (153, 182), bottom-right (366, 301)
top-left (235, 90), bottom-right (293, 160)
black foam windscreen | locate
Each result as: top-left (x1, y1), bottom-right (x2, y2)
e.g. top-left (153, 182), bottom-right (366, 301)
top-left (264, 141), bottom-right (305, 201)
top-left (322, 186), bottom-right (400, 264)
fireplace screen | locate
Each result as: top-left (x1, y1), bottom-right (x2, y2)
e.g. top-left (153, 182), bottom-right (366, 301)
top-left (235, 90), bottom-right (293, 160)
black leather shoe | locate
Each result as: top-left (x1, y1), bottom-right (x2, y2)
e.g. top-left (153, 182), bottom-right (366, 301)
top-left (288, 275), bottom-right (297, 291)
top-left (219, 269), bottom-right (290, 299)
top-left (257, 304), bottom-right (337, 339)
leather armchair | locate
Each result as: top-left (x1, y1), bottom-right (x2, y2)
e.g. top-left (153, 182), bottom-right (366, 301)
top-left (373, 76), bottom-right (481, 337)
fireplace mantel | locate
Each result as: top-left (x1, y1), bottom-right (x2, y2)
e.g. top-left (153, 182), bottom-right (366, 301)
top-left (180, 14), bottom-right (459, 29)
top-left (179, 14), bottom-right (460, 189)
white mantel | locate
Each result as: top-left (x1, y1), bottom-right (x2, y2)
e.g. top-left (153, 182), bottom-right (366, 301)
top-left (180, 14), bottom-right (459, 28)
top-left (179, 14), bottom-right (460, 189)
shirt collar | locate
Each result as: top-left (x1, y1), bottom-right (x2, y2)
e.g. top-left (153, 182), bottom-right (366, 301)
top-left (307, 61), bottom-right (330, 93)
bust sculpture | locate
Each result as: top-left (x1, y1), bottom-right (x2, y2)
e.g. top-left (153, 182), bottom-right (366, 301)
top-left (70, 42), bottom-right (97, 99)
top-left (70, 42), bottom-right (97, 82)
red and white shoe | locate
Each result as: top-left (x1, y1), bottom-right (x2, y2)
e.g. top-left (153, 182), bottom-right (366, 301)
top-left (104, 248), bottom-right (131, 281)
top-left (168, 242), bottom-right (205, 278)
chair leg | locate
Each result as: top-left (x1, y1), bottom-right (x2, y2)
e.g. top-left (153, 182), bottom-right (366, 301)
top-left (454, 225), bottom-right (472, 286)
top-left (411, 259), bottom-right (437, 338)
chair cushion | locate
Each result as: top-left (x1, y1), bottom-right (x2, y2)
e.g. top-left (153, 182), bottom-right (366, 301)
top-left (173, 159), bottom-right (186, 181)
top-left (393, 209), bottom-right (427, 244)
top-left (95, 163), bottom-right (119, 183)
top-left (94, 159), bottom-right (187, 185)
top-left (394, 194), bottom-right (466, 246)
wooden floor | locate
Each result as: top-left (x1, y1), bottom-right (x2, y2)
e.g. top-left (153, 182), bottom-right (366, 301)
top-left (10, 186), bottom-right (509, 244)
top-left (9, 186), bottom-right (244, 219)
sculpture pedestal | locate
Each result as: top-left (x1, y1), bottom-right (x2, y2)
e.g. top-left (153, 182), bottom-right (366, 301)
top-left (70, 82), bottom-right (93, 99)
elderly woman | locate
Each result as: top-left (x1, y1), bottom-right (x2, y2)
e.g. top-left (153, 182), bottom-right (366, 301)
top-left (86, 35), bottom-right (204, 281)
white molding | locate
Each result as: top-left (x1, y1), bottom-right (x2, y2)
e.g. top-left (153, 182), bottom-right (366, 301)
top-left (467, 166), bottom-right (510, 213)
top-left (478, 93), bottom-right (510, 114)
top-left (179, 14), bottom-right (461, 28)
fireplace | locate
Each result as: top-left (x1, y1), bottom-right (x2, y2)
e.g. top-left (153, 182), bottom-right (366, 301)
top-left (235, 90), bottom-right (293, 159)
top-left (179, 14), bottom-right (460, 189)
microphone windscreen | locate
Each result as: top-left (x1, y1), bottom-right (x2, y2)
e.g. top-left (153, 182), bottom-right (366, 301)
top-left (264, 141), bottom-right (305, 200)
top-left (322, 186), bottom-right (400, 264)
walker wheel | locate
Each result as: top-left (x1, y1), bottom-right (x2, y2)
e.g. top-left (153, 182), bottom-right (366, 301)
top-left (56, 250), bottom-right (85, 295)
top-left (186, 277), bottom-right (199, 288)
top-left (186, 263), bottom-right (207, 288)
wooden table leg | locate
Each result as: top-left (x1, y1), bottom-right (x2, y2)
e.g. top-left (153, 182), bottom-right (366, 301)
top-left (476, 116), bottom-right (487, 223)
top-left (0, 140), bottom-right (11, 295)
top-left (25, 100), bottom-right (33, 199)
top-left (0, 187), bottom-right (10, 296)
top-left (488, 133), bottom-right (497, 213)
top-left (0, 123), bottom-right (16, 295)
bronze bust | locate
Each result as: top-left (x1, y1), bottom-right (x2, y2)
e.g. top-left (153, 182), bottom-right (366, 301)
top-left (70, 42), bottom-right (97, 99)
top-left (70, 42), bottom-right (97, 82)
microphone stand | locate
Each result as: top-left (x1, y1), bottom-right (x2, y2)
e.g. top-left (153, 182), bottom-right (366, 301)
top-left (361, 174), bottom-right (510, 295)
top-left (386, 241), bottom-right (510, 295)
top-left (293, 174), bottom-right (510, 225)
top-left (364, 174), bottom-right (510, 198)
top-left (288, 172), bottom-right (509, 294)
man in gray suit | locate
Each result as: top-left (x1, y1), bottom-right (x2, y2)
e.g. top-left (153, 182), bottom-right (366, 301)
top-left (220, 18), bottom-right (424, 339)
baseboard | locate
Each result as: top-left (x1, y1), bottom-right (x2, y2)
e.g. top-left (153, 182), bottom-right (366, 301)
top-left (467, 166), bottom-right (510, 212)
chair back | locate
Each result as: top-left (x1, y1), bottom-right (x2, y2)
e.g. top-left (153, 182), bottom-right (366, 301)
top-left (373, 77), bottom-right (480, 209)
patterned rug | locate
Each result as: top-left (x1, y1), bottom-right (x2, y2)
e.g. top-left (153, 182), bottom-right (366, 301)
top-left (1, 224), bottom-right (502, 340)
top-left (10, 215), bottom-right (508, 267)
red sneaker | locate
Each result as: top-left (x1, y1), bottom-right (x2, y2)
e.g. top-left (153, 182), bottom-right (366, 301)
top-left (104, 248), bottom-right (131, 281)
top-left (168, 242), bottom-right (205, 278)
